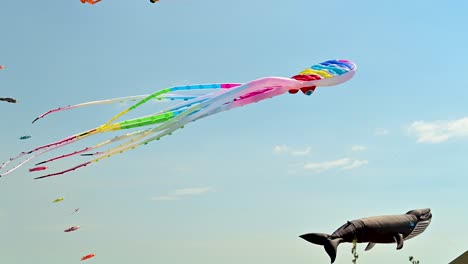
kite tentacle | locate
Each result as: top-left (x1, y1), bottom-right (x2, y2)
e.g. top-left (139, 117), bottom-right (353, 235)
top-left (33, 79), bottom-right (296, 178)
top-left (103, 83), bottom-right (241, 125)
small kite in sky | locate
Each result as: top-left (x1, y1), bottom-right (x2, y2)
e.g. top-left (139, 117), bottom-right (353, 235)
top-left (0, 65), bottom-right (5, 70)
top-left (81, 253), bottom-right (96, 261)
top-left (300, 208), bottom-right (432, 263)
top-left (73, 208), bottom-right (80, 214)
top-left (52, 197), bottom-right (64, 203)
top-left (64, 226), bottom-right (80, 232)
top-left (29, 166), bottom-right (47, 172)
top-left (0, 60), bottom-right (356, 179)
top-left (0, 98), bottom-right (17, 103)
top-left (19, 135), bottom-right (31, 140)
top-left (80, 0), bottom-right (101, 4)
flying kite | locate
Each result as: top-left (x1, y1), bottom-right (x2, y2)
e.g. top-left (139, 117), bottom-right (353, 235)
top-left (150, 0), bottom-right (160, 2)
top-left (73, 208), bottom-right (80, 214)
top-left (80, 0), bottom-right (101, 4)
top-left (19, 135), bottom-right (31, 140)
top-left (0, 66), bottom-right (5, 70)
top-left (64, 225), bottom-right (80, 232)
top-left (81, 254), bottom-right (95, 261)
top-left (0, 60), bottom-right (356, 179)
top-left (52, 197), bottom-right (64, 203)
top-left (29, 166), bottom-right (47, 172)
top-left (0, 98), bottom-right (17, 103)
top-left (300, 208), bottom-right (432, 263)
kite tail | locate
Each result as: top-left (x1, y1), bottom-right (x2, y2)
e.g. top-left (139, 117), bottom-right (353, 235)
top-left (0, 128), bottom-right (99, 176)
top-left (32, 105), bottom-right (74, 124)
top-left (34, 100), bottom-right (205, 178)
top-left (31, 94), bottom-right (168, 124)
top-left (33, 127), bottom-right (175, 179)
top-left (35, 129), bottom-right (151, 165)
top-left (299, 233), bottom-right (343, 263)
top-left (88, 84), bottom-right (255, 163)
top-left (34, 162), bottom-right (92, 180)
top-left (35, 147), bottom-right (93, 166)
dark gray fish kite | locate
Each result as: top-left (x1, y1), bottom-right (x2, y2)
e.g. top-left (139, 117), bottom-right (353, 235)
top-left (300, 208), bottom-right (432, 263)
top-left (0, 98), bottom-right (17, 103)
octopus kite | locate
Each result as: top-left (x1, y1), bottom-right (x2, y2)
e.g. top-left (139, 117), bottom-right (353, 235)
top-left (0, 60), bottom-right (356, 179)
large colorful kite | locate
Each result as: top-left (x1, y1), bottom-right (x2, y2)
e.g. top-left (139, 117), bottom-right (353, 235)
top-left (0, 60), bottom-right (356, 179)
top-left (300, 208), bottom-right (432, 263)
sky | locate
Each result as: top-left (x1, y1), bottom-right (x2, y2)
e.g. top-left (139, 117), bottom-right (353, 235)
top-left (1, 0), bottom-right (468, 264)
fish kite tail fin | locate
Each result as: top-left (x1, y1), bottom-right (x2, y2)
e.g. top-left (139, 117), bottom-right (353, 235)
top-left (299, 233), bottom-right (342, 263)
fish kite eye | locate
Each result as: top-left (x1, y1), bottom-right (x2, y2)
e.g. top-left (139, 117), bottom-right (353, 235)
top-left (300, 86), bottom-right (316, 96)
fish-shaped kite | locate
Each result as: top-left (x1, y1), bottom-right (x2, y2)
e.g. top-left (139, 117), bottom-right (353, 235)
top-left (300, 208), bottom-right (432, 263)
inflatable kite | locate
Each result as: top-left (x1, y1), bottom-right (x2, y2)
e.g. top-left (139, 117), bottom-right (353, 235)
top-left (19, 135), bottom-right (31, 140)
top-left (0, 98), bottom-right (17, 103)
top-left (29, 166), bottom-right (47, 172)
top-left (0, 66), bottom-right (5, 70)
top-left (150, 0), bottom-right (160, 2)
top-left (300, 208), bottom-right (432, 263)
top-left (80, 0), bottom-right (101, 4)
top-left (64, 225), bottom-right (80, 232)
top-left (0, 60), bottom-right (356, 179)
top-left (81, 253), bottom-right (95, 261)
top-left (52, 197), bottom-right (64, 203)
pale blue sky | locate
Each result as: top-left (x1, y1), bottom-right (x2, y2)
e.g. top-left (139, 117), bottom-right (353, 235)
top-left (1, 1), bottom-right (467, 264)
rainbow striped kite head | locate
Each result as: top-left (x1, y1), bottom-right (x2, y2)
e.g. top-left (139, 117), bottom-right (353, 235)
top-left (289, 59), bottom-right (357, 95)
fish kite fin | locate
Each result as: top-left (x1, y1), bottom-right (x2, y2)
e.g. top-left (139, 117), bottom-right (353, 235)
top-left (299, 233), bottom-right (342, 263)
top-left (365, 242), bottom-right (376, 251)
top-left (394, 233), bottom-right (404, 250)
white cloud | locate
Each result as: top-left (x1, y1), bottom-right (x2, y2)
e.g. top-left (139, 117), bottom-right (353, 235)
top-left (273, 145), bottom-right (311, 156)
top-left (151, 196), bottom-right (179, 201)
top-left (290, 147), bottom-right (311, 156)
top-left (343, 159), bottom-right (369, 170)
top-left (171, 187), bottom-right (212, 196)
top-left (408, 117), bottom-right (468, 143)
top-left (374, 128), bottom-right (389, 136)
top-left (351, 145), bottom-right (367, 152)
top-left (303, 158), bottom-right (368, 173)
top-left (273, 145), bottom-right (289, 154)
top-left (151, 187), bottom-right (212, 201)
